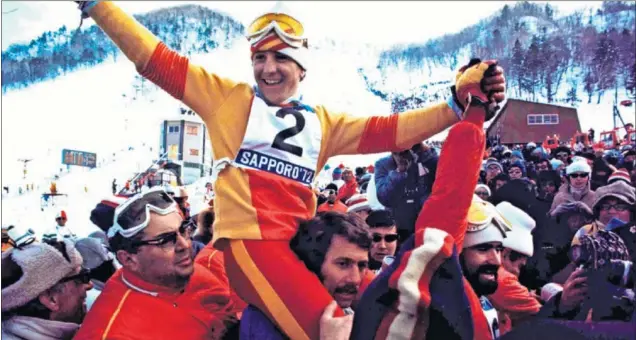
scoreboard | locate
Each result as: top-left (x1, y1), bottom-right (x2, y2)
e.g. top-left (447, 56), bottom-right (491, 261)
top-left (61, 149), bottom-right (97, 168)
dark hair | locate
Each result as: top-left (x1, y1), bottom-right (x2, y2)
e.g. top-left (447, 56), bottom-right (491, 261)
top-left (109, 233), bottom-right (143, 254)
top-left (290, 212), bottom-right (371, 276)
top-left (366, 210), bottom-right (395, 228)
top-left (196, 206), bottom-right (215, 237)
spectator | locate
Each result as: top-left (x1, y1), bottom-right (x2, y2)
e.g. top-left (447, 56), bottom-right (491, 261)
top-left (551, 160), bottom-right (596, 213)
top-left (2, 240), bottom-right (92, 340)
top-left (336, 168), bottom-right (358, 203)
top-left (374, 143), bottom-right (438, 241)
top-left (317, 184), bottom-right (348, 213)
top-left (475, 184), bottom-right (491, 201)
top-left (75, 188), bottom-right (236, 339)
top-left (74, 236), bottom-right (117, 311)
top-left (42, 211), bottom-right (77, 244)
top-left (365, 210), bottom-right (398, 272)
top-left (345, 194), bottom-right (371, 220)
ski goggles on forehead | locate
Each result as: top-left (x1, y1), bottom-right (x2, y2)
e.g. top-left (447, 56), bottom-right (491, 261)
top-left (108, 188), bottom-right (178, 239)
top-left (246, 13), bottom-right (307, 49)
top-left (467, 200), bottom-right (512, 233)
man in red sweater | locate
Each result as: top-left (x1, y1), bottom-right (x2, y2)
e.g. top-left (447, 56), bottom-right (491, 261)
top-left (337, 168), bottom-right (358, 203)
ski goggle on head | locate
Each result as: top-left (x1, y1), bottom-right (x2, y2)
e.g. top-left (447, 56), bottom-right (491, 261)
top-left (108, 187), bottom-right (179, 239)
top-left (467, 197), bottom-right (512, 234)
top-left (246, 12), bottom-right (308, 49)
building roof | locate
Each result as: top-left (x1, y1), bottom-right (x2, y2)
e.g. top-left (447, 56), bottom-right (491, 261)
top-left (486, 99), bottom-right (581, 144)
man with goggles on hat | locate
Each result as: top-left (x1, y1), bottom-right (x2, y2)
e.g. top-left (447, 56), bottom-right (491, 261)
top-left (75, 188), bottom-right (237, 339)
top-left (352, 109), bottom-right (513, 340)
top-left (76, 1), bottom-right (506, 338)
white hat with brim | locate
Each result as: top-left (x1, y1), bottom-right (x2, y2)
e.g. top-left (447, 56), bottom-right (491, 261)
top-left (496, 201), bottom-right (536, 257)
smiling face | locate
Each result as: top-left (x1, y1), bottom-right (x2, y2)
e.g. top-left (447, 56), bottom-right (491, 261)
top-left (460, 242), bottom-right (503, 296)
top-left (252, 50), bottom-right (304, 105)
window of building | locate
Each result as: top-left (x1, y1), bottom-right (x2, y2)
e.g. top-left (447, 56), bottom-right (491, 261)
top-left (527, 114), bottom-right (559, 125)
top-left (190, 149), bottom-right (199, 156)
top-left (168, 126), bottom-right (180, 133)
top-left (186, 125), bottom-right (198, 136)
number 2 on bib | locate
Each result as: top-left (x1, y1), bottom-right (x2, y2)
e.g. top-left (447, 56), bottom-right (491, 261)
top-left (271, 108), bottom-right (306, 157)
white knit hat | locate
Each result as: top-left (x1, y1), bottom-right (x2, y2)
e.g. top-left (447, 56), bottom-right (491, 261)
top-left (463, 197), bottom-right (511, 249)
top-left (496, 202), bottom-right (536, 257)
top-left (565, 161), bottom-right (591, 175)
top-left (475, 184), bottom-right (491, 196)
top-left (346, 194), bottom-right (370, 213)
top-left (2, 239), bottom-right (83, 312)
top-left (248, 2), bottom-right (309, 71)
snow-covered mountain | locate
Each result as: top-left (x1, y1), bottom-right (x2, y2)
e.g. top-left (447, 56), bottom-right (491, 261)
top-left (2, 2), bottom-right (635, 236)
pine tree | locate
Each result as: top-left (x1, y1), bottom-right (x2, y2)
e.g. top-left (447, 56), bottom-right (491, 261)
top-left (522, 37), bottom-right (541, 101)
top-left (511, 39), bottom-right (525, 97)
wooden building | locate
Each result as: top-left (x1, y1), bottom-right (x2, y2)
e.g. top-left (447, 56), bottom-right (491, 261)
top-left (486, 99), bottom-right (581, 145)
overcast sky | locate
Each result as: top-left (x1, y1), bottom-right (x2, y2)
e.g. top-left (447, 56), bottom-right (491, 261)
top-left (1, 1), bottom-right (602, 50)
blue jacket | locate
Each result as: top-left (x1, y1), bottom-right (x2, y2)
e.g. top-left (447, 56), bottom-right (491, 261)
top-left (374, 148), bottom-right (438, 236)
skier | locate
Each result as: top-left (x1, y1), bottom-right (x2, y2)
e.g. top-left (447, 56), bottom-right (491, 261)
top-left (76, 2), bottom-right (506, 339)
top-left (111, 178), bottom-right (117, 194)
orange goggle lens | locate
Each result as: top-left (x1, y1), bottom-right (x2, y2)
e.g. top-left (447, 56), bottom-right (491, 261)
top-left (247, 13), bottom-right (304, 38)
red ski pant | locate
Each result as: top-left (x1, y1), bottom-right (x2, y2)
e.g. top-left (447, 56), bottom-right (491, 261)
top-left (224, 240), bottom-right (345, 340)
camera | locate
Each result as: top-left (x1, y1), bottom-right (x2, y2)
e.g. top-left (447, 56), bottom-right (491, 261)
top-left (590, 259), bottom-right (635, 289)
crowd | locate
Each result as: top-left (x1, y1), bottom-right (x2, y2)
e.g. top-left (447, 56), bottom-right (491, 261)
top-left (2, 1), bottom-right (635, 339)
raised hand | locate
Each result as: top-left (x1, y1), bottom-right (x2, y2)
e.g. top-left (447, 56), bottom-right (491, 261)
top-left (453, 58), bottom-right (506, 121)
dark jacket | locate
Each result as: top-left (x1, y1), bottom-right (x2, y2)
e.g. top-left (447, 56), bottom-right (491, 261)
top-left (374, 148), bottom-right (438, 238)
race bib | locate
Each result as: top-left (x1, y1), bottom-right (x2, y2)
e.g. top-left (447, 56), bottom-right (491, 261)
top-left (235, 97), bottom-right (323, 185)
top-left (480, 296), bottom-right (500, 340)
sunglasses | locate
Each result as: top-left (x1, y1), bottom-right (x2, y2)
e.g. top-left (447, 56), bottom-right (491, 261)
top-left (372, 234), bottom-right (399, 243)
top-left (132, 221), bottom-right (193, 249)
top-left (599, 203), bottom-right (630, 212)
top-left (557, 152), bottom-right (569, 158)
top-left (59, 268), bottom-right (91, 285)
top-left (569, 173), bottom-right (589, 179)
top-left (475, 191), bottom-right (489, 197)
top-left (109, 187), bottom-right (178, 239)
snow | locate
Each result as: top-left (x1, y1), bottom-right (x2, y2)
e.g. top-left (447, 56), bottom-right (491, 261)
top-left (2, 14), bottom-right (634, 238)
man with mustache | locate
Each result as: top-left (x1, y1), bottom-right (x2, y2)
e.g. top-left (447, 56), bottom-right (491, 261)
top-left (240, 211), bottom-right (373, 339)
top-left (352, 101), bottom-right (512, 340)
top-left (75, 1), bottom-right (505, 337)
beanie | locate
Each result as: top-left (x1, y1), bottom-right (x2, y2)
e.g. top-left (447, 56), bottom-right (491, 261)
top-left (475, 184), bottom-right (491, 196)
top-left (75, 237), bottom-right (114, 270)
top-left (511, 150), bottom-right (524, 161)
top-left (346, 194), bottom-right (370, 213)
top-left (333, 168), bottom-right (342, 175)
top-left (247, 2), bottom-right (308, 70)
top-left (485, 158), bottom-right (504, 173)
top-left (608, 169), bottom-right (631, 185)
top-left (90, 196), bottom-right (128, 232)
top-left (55, 210), bottom-right (67, 220)
top-left (508, 160), bottom-right (527, 176)
top-left (550, 159), bottom-right (564, 170)
top-left (2, 240), bottom-right (83, 312)
top-left (565, 161), bottom-right (591, 175)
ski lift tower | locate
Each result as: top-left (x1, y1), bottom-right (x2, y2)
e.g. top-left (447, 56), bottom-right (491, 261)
top-left (612, 91), bottom-right (632, 130)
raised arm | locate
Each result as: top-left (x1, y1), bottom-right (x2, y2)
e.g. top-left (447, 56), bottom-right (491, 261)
top-left (412, 108), bottom-right (485, 249)
top-left (319, 102), bottom-right (458, 158)
top-left (85, 2), bottom-right (237, 118)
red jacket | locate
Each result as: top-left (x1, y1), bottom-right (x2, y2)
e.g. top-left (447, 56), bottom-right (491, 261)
top-left (337, 180), bottom-right (358, 203)
top-left (195, 244), bottom-right (248, 319)
top-left (75, 266), bottom-right (233, 339)
top-left (316, 200), bottom-right (348, 213)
